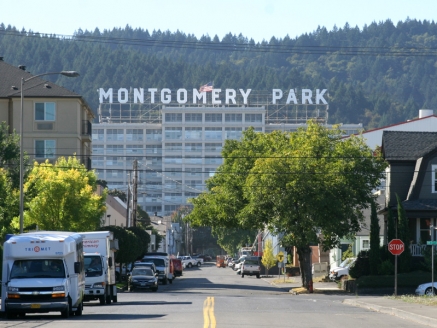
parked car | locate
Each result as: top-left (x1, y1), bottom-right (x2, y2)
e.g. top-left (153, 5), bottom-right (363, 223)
top-left (135, 261), bottom-right (157, 274)
top-left (197, 254), bottom-right (212, 261)
top-left (128, 267), bottom-right (158, 292)
top-left (416, 282), bottom-right (437, 296)
top-left (329, 258), bottom-right (356, 281)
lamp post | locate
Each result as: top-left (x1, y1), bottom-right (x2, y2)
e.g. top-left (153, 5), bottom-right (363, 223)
top-left (19, 71), bottom-right (79, 233)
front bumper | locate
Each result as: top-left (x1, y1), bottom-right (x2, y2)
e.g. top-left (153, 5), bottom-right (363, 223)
top-left (5, 297), bottom-right (69, 313)
top-left (84, 287), bottom-right (105, 300)
top-left (130, 281), bottom-right (157, 289)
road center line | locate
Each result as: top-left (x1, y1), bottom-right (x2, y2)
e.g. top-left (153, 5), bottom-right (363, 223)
top-left (203, 296), bottom-right (216, 328)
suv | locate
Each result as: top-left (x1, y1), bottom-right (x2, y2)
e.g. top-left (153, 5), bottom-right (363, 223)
top-left (241, 257), bottom-right (261, 278)
top-left (142, 256), bottom-right (173, 285)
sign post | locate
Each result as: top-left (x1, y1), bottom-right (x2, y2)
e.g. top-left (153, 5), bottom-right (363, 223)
top-left (388, 239), bottom-right (405, 296)
top-left (276, 252), bottom-right (284, 278)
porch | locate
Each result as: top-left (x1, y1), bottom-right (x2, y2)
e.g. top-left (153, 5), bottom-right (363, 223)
top-left (410, 244), bottom-right (436, 257)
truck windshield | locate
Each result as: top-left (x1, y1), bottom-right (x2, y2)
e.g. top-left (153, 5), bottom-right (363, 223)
top-left (10, 259), bottom-right (65, 279)
top-left (143, 258), bottom-right (165, 267)
top-left (84, 256), bottom-right (103, 277)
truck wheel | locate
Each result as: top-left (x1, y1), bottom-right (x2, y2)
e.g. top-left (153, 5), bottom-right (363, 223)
top-left (99, 296), bottom-right (106, 305)
top-left (61, 304), bottom-right (70, 318)
top-left (256, 274), bottom-right (260, 279)
top-left (188, 263), bottom-right (192, 268)
top-left (113, 295), bottom-right (118, 302)
top-left (75, 302), bottom-right (83, 316)
top-left (197, 262), bottom-right (201, 267)
top-left (241, 274), bottom-right (244, 278)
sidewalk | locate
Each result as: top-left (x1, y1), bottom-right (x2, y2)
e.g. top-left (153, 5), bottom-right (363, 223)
top-left (262, 275), bottom-right (437, 327)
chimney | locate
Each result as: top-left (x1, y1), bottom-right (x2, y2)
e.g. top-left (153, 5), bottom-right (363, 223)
top-left (419, 109), bottom-right (434, 118)
top-left (18, 65), bottom-right (26, 71)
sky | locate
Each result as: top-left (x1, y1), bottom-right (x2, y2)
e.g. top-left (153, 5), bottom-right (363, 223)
top-left (2, 0), bottom-right (436, 42)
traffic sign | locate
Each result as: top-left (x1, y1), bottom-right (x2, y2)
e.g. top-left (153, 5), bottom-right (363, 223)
top-left (427, 241), bottom-right (437, 245)
top-left (276, 251), bottom-right (284, 262)
top-left (388, 239), bottom-right (405, 255)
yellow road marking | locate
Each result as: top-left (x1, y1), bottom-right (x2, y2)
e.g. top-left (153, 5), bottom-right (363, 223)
top-left (203, 296), bottom-right (216, 328)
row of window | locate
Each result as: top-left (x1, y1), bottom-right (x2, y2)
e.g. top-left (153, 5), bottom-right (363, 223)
top-left (92, 156), bottom-right (223, 166)
top-left (165, 113), bottom-right (263, 123)
top-left (93, 143), bottom-right (224, 154)
top-left (92, 127), bottom-right (263, 141)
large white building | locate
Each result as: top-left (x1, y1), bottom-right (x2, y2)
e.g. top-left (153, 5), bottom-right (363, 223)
top-left (92, 90), bottom-right (363, 217)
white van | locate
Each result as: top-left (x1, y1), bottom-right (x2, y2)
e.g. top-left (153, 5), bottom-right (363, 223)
top-left (142, 255), bottom-right (173, 285)
top-left (329, 258), bottom-right (356, 281)
top-left (1, 231), bottom-right (85, 319)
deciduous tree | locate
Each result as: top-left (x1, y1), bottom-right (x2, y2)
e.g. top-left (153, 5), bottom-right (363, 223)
top-left (188, 122), bottom-right (386, 290)
top-left (261, 239), bottom-right (276, 277)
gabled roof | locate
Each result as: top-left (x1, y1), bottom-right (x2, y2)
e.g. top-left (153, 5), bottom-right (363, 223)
top-left (381, 131), bottom-right (437, 161)
top-left (0, 60), bottom-right (81, 99)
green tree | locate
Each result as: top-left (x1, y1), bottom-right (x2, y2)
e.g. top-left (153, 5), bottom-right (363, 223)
top-left (108, 188), bottom-right (127, 202)
top-left (387, 207), bottom-right (396, 245)
top-left (188, 122), bottom-right (386, 289)
top-left (15, 156), bottom-right (106, 231)
top-left (127, 226), bottom-right (151, 259)
top-left (136, 205), bottom-right (151, 226)
top-left (262, 239), bottom-right (276, 277)
top-left (396, 194), bottom-right (412, 273)
top-left (369, 200), bottom-right (380, 275)
top-left (0, 168), bottom-right (18, 239)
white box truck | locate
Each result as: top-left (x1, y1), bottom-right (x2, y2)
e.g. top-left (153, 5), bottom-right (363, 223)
top-left (81, 231), bottom-right (118, 305)
top-left (1, 231), bottom-right (85, 319)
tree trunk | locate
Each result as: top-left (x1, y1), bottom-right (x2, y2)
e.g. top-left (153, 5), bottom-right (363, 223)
top-left (297, 245), bottom-right (313, 292)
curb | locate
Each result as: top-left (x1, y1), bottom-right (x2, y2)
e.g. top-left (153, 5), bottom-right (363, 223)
top-left (343, 299), bottom-right (437, 328)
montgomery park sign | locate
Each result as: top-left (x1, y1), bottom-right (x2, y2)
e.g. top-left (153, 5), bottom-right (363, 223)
top-left (98, 88), bottom-right (329, 106)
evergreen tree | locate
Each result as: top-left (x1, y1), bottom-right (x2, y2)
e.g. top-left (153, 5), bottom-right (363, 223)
top-left (396, 194), bottom-right (411, 273)
top-left (387, 207), bottom-right (396, 244)
top-left (369, 200), bottom-right (380, 275)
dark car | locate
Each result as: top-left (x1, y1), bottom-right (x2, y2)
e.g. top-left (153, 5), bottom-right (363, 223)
top-left (128, 267), bottom-right (158, 292)
top-left (135, 261), bottom-right (157, 274)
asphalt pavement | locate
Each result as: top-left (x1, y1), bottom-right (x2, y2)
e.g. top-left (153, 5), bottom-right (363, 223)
top-left (261, 275), bottom-right (437, 328)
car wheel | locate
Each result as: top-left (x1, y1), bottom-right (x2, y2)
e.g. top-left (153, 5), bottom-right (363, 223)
top-left (61, 303), bottom-right (70, 318)
top-left (241, 274), bottom-right (244, 278)
top-left (425, 287), bottom-right (436, 296)
top-left (152, 287), bottom-right (158, 292)
top-left (18, 312), bottom-right (26, 318)
top-left (6, 311), bottom-right (18, 319)
top-left (256, 274), bottom-right (260, 279)
top-left (197, 262), bottom-right (201, 267)
top-left (75, 302), bottom-right (83, 316)
top-left (188, 263), bottom-right (192, 268)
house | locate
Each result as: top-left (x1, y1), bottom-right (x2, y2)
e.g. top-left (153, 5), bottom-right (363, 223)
top-left (381, 131), bottom-right (437, 257)
top-left (0, 58), bottom-right (94, 167)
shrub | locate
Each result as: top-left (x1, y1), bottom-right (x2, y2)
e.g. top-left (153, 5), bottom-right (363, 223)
top-left (349, 256), bottom-right (370, 279)
top-left (378, 259), bottom-right (394, 275)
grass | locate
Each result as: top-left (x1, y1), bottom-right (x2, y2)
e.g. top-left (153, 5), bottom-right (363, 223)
top-left (386, 294), bottom-right (437, 306)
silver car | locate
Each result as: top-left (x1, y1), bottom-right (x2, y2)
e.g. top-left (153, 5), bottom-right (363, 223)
top-left (415, 282), bottom-right (437, 296)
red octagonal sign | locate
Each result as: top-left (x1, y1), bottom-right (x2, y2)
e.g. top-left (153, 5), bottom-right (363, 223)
top-left (388, 239), bottom-right (405, 255)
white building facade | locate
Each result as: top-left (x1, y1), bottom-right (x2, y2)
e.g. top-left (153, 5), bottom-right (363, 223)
top-left (92, 92), bottom-right (363, 217)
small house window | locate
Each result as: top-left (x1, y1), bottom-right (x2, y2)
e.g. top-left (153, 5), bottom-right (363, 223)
top-left (362, 240), bottom-right (370, 249)
top-left (432, 165), bottom-right (437, 193)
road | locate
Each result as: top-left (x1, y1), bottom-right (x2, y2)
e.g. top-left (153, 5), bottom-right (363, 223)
top-left (0, 262), bottom-right (426, 327)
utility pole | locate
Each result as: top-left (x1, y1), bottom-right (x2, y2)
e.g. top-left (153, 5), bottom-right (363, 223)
top-left (126, 174), bottom-right (131, 227)
top-left (132, 159), bottom-right (138, 227)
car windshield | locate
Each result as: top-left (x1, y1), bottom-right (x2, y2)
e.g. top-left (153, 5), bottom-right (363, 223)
top-left (85, 256), bottom-right (103, 277)
top-left (339, 258), bottom-right (355, 268)
top-left (143, 258), bottom-right (165, 267)
top-left (10, 259), bottom-right (66, 279)
top-left (132, 268), bottom-right (153, 276)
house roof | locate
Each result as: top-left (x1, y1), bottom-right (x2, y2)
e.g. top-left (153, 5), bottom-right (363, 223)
top-left (0, 59), bottom-right (81, 99)
top-left (381, 131), bottom-right (437, 161)
top-left (396, 199), bottom-right (437, 211)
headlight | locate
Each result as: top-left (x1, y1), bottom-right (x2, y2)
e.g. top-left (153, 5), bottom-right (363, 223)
top-left (132, 278), bottom-right (138, 282)
top-left (92, 282), bottom-right (106, 288)
top-left (53, 286), bottom-right (65, 291)
top-left (8, 287), bottom-right (18, 292)
top-left (148, 279), bottom-right (156, 283)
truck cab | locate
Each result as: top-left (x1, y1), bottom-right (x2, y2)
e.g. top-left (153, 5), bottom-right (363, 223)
top-left (1, 231), bottom-right (85, 319)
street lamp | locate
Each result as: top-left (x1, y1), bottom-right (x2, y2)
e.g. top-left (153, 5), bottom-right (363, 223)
top-left (19, 71), bottom-right (79, 233)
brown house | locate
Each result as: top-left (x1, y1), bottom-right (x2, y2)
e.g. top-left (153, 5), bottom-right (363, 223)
top-left (0, 58), bottom-right (94, 167)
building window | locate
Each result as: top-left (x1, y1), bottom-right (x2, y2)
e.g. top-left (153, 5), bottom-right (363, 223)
top-left (245, 114), bottom-right (262, 123)
top-left (205, 143), bottom-right (222, 152)
top-left (126, 129), bottom-right (143, 141)
top-left (107, 129), bottom-right (124, 141)
top-left (92, 145), bottom-right (104, 154)
top-left (35, 102), bottom-right (55, 121)
top-left (165, 113), bottom-right (182, 122)
top-left (126, 145), bottom-right (143, 154)
top-left (165, 143), bottom-right (182, 151)
top-left (165, 127), bottom-right (182, 140)
top-left (146, 145), bottom-right (162, 154)
top-left (146, 129), bottom-right (162, 141)
top-left (225, 127), bottom-right (242, 140)
top-left (107, 145), bottom-right (124, 154)
top-left (225, 113), bottom-right (242, 122)
top-left (185, 143), bottom-right (202, 152)
top-left (205, 127), bottom-right (222, 140)
top-left (92, 156), bottom-right (104, 167)
top-left (185, 113), bottom-right (202, 122)
top-left (432, 165), bottom-right (437, 193)
top-left (92, 129), bottom-right (104, 141)
top-left (35, 140), bottom-right (56, 158)
top-left (185, 127), bottom-right (202, 139)
top-left (205, 113), bottom-right (222, 122)
top-left (362, 240), bottom-right (370, 249)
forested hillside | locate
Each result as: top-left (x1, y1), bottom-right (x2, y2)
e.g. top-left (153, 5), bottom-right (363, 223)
top-left (1, 19), bottom-right (436, 129)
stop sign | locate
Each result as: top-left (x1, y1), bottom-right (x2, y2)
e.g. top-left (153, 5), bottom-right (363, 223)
top-left (388, 239), bottom-right (405, 255)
